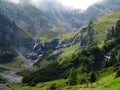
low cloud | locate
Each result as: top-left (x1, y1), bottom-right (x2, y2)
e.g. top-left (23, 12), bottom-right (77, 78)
top-left (6, 0), bottom-right (103, 10)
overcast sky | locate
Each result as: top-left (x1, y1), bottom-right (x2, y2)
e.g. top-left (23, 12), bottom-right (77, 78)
top-left (9, 0), bottom-right (103, 10)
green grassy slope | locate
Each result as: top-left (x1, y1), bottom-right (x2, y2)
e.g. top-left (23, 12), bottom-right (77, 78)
top-left (5, 72), bottom-right (119, 90)
top-left (77, 77), bottom-right (120, 90)
top-left (58, 30), bottom-right (80, 41)
top-left (40, 24), bottom-right (68, 42)
top-left (94, 10), bottom-right (120, 43)
top-left (58, 44), bottom-right (80, 63)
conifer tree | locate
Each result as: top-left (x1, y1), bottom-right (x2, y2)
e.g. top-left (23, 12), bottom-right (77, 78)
top-left (68, 68), bottom-right (77, 85)
top-left (90, 72), bottom-right (97, 83)
top-left (115, 20), bottom-right (120, 38)
top-left (87, 20), bottom-right (96, 46)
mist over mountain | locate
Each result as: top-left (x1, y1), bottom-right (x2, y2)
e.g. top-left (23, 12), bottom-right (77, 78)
top-left (2, 0), bottom-right (120, 30)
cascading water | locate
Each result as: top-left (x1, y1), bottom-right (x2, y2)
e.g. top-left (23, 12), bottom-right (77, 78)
top-left (27, 18), bottom-right (44, 64)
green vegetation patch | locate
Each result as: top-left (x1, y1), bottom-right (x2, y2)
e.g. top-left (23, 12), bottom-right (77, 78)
top-left (94, 11), bottom-right (120, 43)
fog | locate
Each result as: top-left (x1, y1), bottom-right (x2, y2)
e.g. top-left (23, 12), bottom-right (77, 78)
top-left (7, 0), bottom-right (103, 10)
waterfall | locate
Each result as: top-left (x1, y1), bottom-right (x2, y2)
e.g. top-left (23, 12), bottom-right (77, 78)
top-left (52, 40), bottom-right (62, 55)
top-left (70, 32), bottom-right (81, 46)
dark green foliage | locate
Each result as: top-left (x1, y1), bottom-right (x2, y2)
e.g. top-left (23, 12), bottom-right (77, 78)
top-left (30, 82), bottom-right (36, 87)
top-left (16, 70), bottom-right (32, 77)
top-left (87, 20), bottom-right (96, 46)
top-left (103, 40), bottom-right (116, 54)
top-left (117, 52), bottom-right (120, 62)
top-left (104, 19), bottom-right (120, 54)
top-left (23, 61), bottom-right (73, 84)
top-left (115, 19), bottom-right (120, 38)
top-left (90, 72), bottom-right (97, 83)
top-left (68, 68), bottom-right (77, 85)
top-left (80, 78), bottom-right (87, 84)
top-left (106, 26), bottom-right (115, 40)
top-left (48, 83), bottom-right (57, 90)
top-left (79, 46), bottom-right (104, 71)
top-left (116, 69), bottom-right (120, 78)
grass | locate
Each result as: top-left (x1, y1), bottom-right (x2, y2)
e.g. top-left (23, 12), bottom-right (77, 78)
top-left (5, 79), bottom-right (67, 90)
top-left (94, 10), bottom-right (120, 44)
top-left (5, 73), bottom-right (118, 90)
top-left (58, 44), bottom-right (80, 63)
top-left (58, 30), bottom-right (80, 41)
top-left (5, 64), bottom-right (119, 90)
top-left (3, 63), bottom-right (119, 90)
top-left (39, 24), bottom-right (69, 42)
top-left (77, 77), bottom-right (120, 90)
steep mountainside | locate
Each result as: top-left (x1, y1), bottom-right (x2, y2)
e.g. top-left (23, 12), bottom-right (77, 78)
top-left (0, 0), bottom-right (120, 42)
top-left (37, 0), bottom-right (120, 30)
top-left (0, 13), bottom-right (33, 63)
top-left (0, 0), bottom-right (69, 41)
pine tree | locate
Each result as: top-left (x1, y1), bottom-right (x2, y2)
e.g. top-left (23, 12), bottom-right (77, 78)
top-left (68, 68), bottom-right (77, 85)
top-left (90, 72), bottom-right (97, 83)
top-left (87, 20), bottom-right (96, 46)
top-left (116, 69), bottom-right (120, 78)
top-left (106, 26), bottom-right (115, 41)
top-left (117, 52), bottom-right (120, 62)
top-left (115, 20), bottom-right (120, 38)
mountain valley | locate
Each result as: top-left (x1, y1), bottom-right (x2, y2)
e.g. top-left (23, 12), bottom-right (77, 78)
top-left (1, 0), bottom-right (120, 90)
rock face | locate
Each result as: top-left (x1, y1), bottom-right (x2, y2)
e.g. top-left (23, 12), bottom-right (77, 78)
top-left (0, 13), bottom-right (34, 63)
top-left (27, 40), bottom-right (44, 61)
top-left (37, 0), bottom-right (120, 30)
top-left (0, 13), bottom-right (34, 47)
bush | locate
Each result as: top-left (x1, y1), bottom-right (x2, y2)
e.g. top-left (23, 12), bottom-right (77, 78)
top-left (68, 68), bottom-right (77, 85)
top-left (23, 61), bottom-right (72, 85)
top-left (89, 72), bottom-right (97, 83)
top-left (48, 83), bottom-right (57, 90)
top-left (116, 69), bottom-right (120, 78)
top-left (80, 78), bottom-right (87, 84)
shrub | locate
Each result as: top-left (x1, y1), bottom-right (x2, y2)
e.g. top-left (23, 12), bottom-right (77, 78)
top-left (68, 68), bottom-right (77, 85)
top-left (80, 78), bottom-right (87, 84)
top-left (48, 83), bottom-right (57, 90)
top-left (116, 69), bottom-right (120, 78)
top-left (90, 72), bottom-right (97, 83)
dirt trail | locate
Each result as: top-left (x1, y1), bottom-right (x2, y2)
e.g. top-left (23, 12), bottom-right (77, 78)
top-left (0, 65), bottom-right (22, 84)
